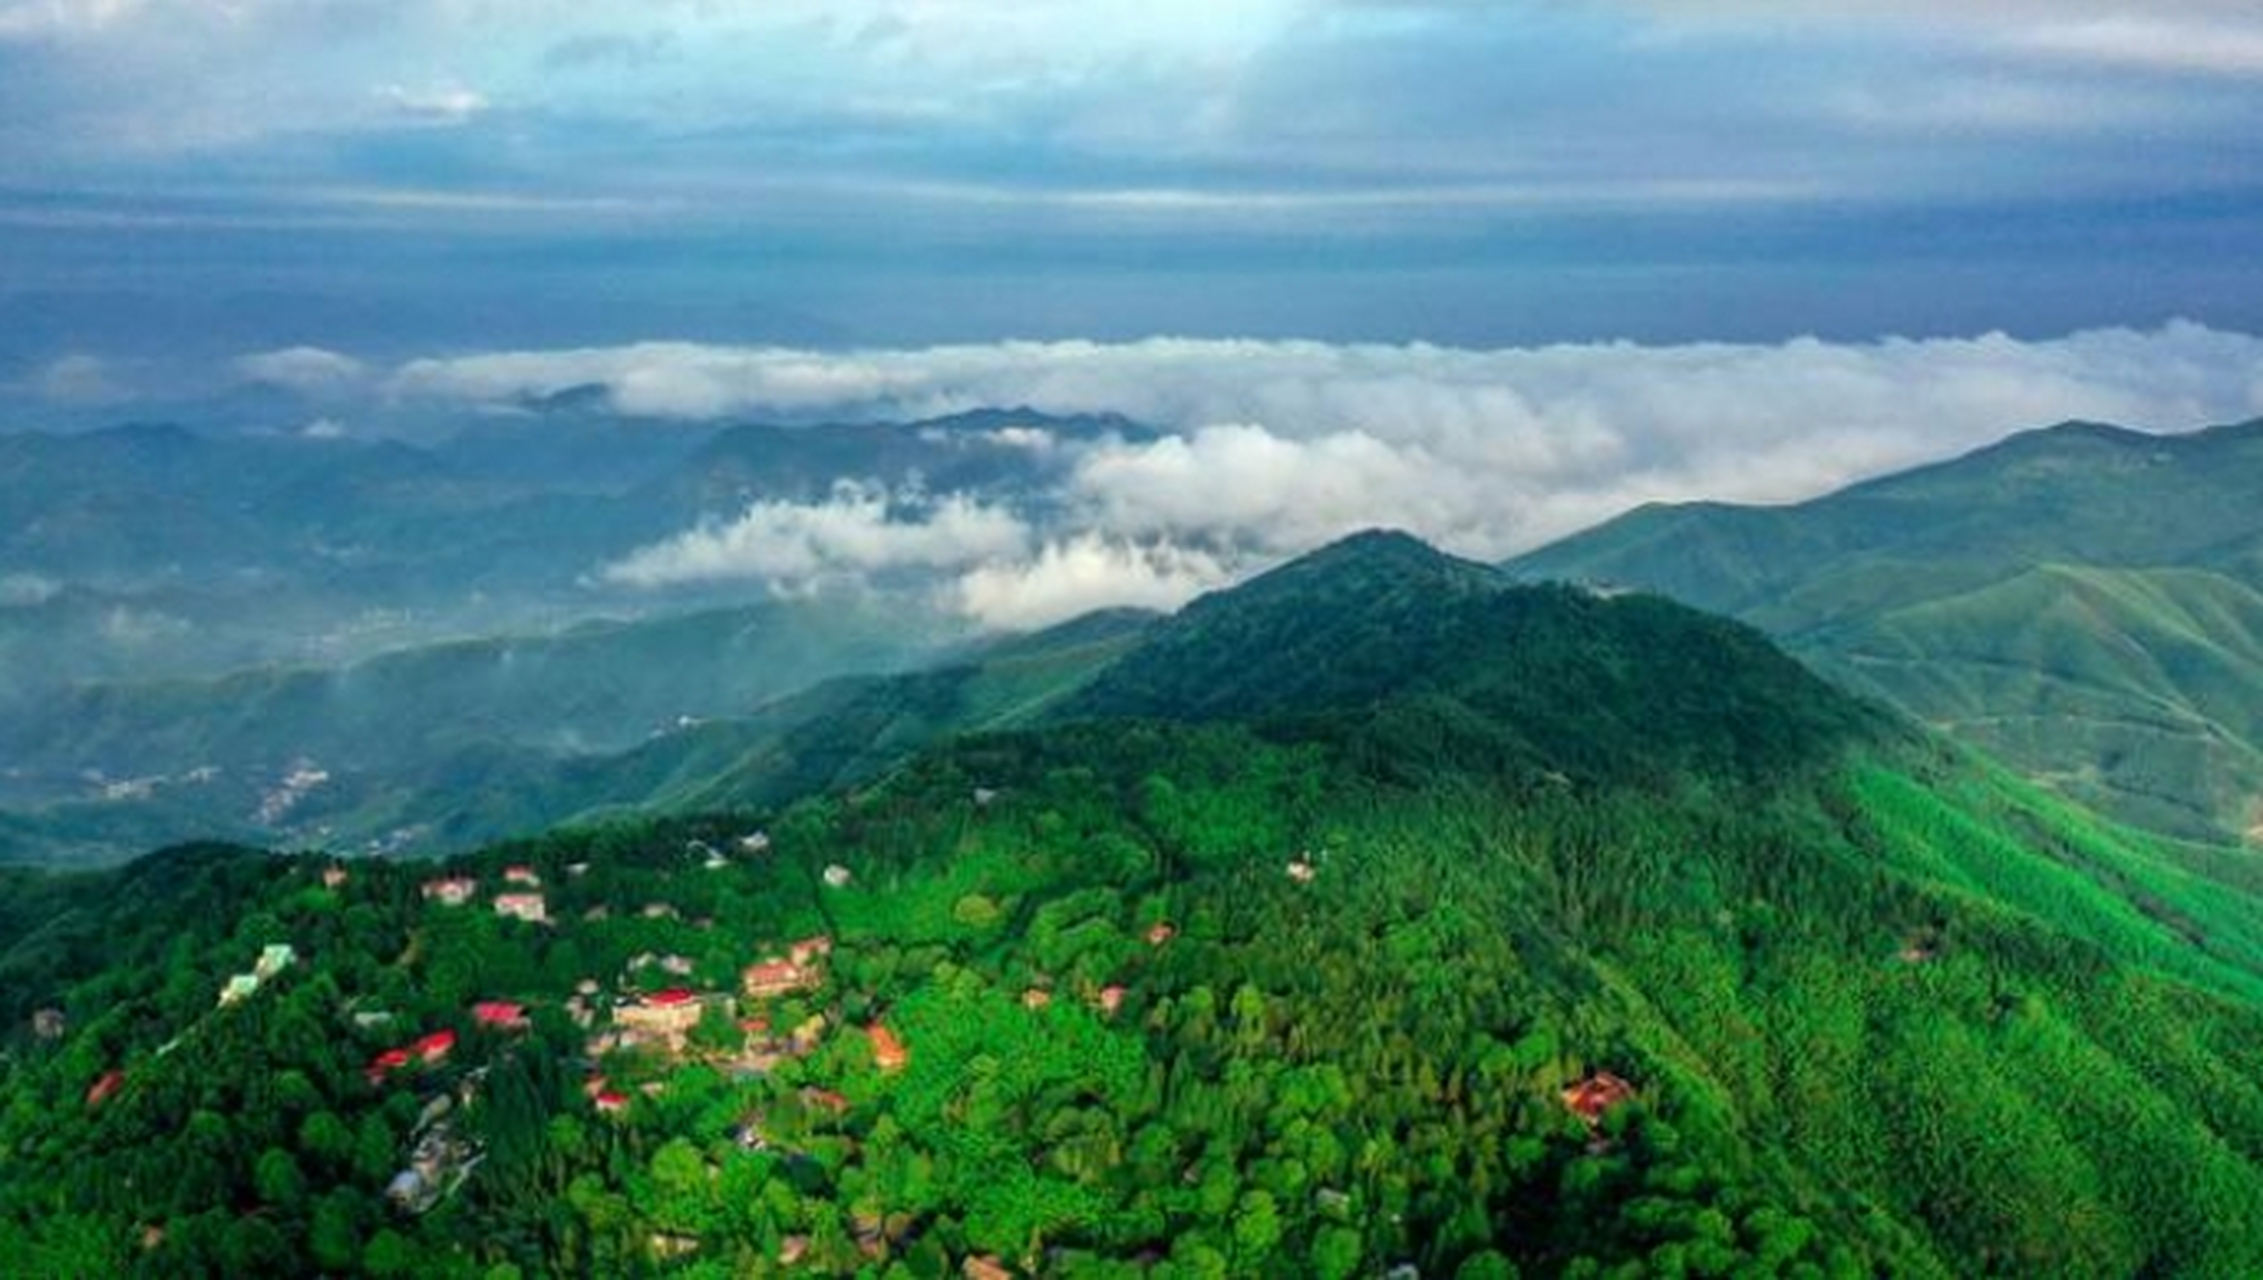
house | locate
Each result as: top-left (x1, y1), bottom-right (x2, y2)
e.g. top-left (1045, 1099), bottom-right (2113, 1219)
top-left (1560, 1072), bottom-right (1637, 1126)
top-left (801, 1087), bottom-right (850, 1115)
top-left (867, 1023), bottom-right (908, 1073)
top-left (503, 865), bottom-right (542, 887)
top-left (415, 1029), bottom-right (457, 1063)
top-left (254, 943), bottom-right (296, 981)
top-left (32, 1008), bottom-right (65, 1040)
top-left (493, 892), bottom-right (548, 924)
top-left (822, 864), bottom-right (854, 888)
top-left (473, 1001), bottom-right (528, 1030)
top-left (595, 1090), bottom-right (630, 1115)
top-left (642, 902), bottom-right (679, 920)
top-left (964, 1256), bottom-right (1015, 1280)
top-left (386, 1168), bottom-right (436, 1212)
top-left (738, 831), bottom-right (772, 854)
top-left (1286, 859), bottom-right (1317, 884)
top-left (1022, 988), bottom-right (1053, 1010)
top-left (1145, 921), bottom-right (1177, 946)
top-left (422, 877), bottom-right (478, 906)
top-left (742, 958), bottom-right (818, 1000)
top-left (217, 974), bottom-right (262, 1007)
top-left (779, 1236), bottom-right (812, 1266)
top-left (789, 935), bottom-right (834, 966)
top-left (85, 1069), bottom-right (125, 1107)
top-left (613, 988), bottom-right (714, 1054)
top-left (566, 861), bottom-right (591, 878)
top-left (1098, 986), bottom-right (1127, 1017)
top-left (321, 864), bottom-right (349, 890)
top-left (366, 1047), bottom-right (413, 1084)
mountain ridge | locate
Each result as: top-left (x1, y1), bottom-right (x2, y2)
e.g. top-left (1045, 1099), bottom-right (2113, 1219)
top-left (1510, 416), bottom-right (2263, 839)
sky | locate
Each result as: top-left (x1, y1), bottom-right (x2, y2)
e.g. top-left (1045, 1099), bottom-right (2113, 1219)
top-left (5, 0), bottom-right (2263, 372)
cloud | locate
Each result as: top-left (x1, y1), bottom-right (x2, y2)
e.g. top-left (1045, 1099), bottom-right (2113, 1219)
top-left (33, 352), bottom-right (126, 404)
top-left (397, 324), bottom-right (2263, 559)
top-left (2014, 16), bottom-right (2263, 78)
top-left (0, 572), bottom-right (61, 607)
top-left (597, 482), bottom-right (1031, 590)
top-left (951, 534), bottom-right (1230, 631)
top-left (235, 345), bottom-right (368, 394)
top-left (380, 82), bottom-right (489, 126)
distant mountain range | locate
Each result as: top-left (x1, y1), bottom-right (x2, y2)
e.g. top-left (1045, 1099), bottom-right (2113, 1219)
top-left (0, 408), bottom-right (1134, 702)
top-left (8, 531), bottom-right (2263, 1275)
top-left (0, 409), bottom-right (1146, 860)
top-left (1511, 418), bottom-right (2263, 843)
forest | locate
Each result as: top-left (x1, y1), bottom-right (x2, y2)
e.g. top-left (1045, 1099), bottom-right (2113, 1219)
top-left (7, 534), bottom-right (2263, 1277)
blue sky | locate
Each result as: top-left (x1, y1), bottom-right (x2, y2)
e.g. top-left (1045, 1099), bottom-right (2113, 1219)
top-left (3, 0), bottom-right (2263, 387)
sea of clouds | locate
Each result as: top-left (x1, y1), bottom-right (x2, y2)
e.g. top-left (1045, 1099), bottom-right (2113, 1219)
top-left (238, 323), bottom-right (2263, 628)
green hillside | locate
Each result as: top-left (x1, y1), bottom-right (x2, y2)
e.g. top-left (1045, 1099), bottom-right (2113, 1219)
top-left (1509, 419), bottom-right (2263, 842)
top-left (6, 534), bottom-right (2263, 1276)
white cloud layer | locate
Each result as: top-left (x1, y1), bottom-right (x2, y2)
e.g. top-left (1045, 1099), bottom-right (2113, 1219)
top-left (399, 324), bottom-right (2263, 567)
top-left (952, 535), bottom-right (1230, 631)
top-left (597, 482), bottom-right (1030, 590)
top-left (235, 345), bottom-right (368, 395)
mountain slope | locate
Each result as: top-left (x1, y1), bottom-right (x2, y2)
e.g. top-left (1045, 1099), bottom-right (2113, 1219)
top-left (1510, 418), bottom-right (2263, 841)
top-left (7, 533), bottom-right (2263, 1275)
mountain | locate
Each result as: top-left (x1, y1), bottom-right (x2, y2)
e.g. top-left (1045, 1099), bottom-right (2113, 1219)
top-left (0, 593), bottom-right (970, 864)
top-left (1509, 418), bottom-right (2263, 842)
top-left (7, 533), bottom-right (2263, 1276)
top-left (0, 409), bottom-right (1139, 703)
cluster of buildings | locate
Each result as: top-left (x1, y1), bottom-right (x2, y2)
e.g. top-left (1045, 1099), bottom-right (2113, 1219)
top-left (422, 866), bottom-right (551, 924)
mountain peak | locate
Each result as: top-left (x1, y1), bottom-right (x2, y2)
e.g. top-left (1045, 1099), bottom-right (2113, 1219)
top-left (1067, 530), bottom-right (1879, 782)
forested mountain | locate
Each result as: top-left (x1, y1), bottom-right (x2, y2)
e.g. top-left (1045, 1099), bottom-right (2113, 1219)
top-left (1509, 418), bottom-right (2263, 843)
top-left (7, 532), bottom-right (2263, 1276)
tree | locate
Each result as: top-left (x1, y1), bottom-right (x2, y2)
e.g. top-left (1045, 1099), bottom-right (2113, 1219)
top-left (254, 1146), bottom-right (307, 1210)
top-left (1312, 1225), bottom-right (1363, 1280)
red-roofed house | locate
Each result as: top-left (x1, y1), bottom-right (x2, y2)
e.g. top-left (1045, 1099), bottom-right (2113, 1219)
top-left (85, 1069), bottom-right (125, 1108)
top-left (868, 1023), bottom-right (908, 1073)
top-left (1145, 922), bottom-right (1176, 946)
top-left (422, 877), bottom-right (478, 906)
top-left (1098, 985), bottom-right (1127, 1017)
top-left (595, 1091), bottom-right (630, 1115)
top-left (473, 1001), bottom-right (528, 1030)
top-left (366, 1047), bottom-right (413, 1084)
top-left (788, 935), bottom-right (833, 966)
top-left (1560, 1072), bottom-right (1637, 1127)
top-left (414, 1029), bottom-right (457, 1063)
top-left (503, 865), bottom-right (542, 886)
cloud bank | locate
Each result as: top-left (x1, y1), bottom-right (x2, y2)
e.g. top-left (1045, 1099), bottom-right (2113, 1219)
top-left (409, 324), bottom-right (2263, 561)
top-left (531, 323), bottom-right (2263, 629)
top-left (595, 483), bottom-right (1030, 591)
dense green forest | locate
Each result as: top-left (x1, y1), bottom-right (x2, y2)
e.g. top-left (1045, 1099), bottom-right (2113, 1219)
top-left (7, 533), bottom-right (2263, 1276)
